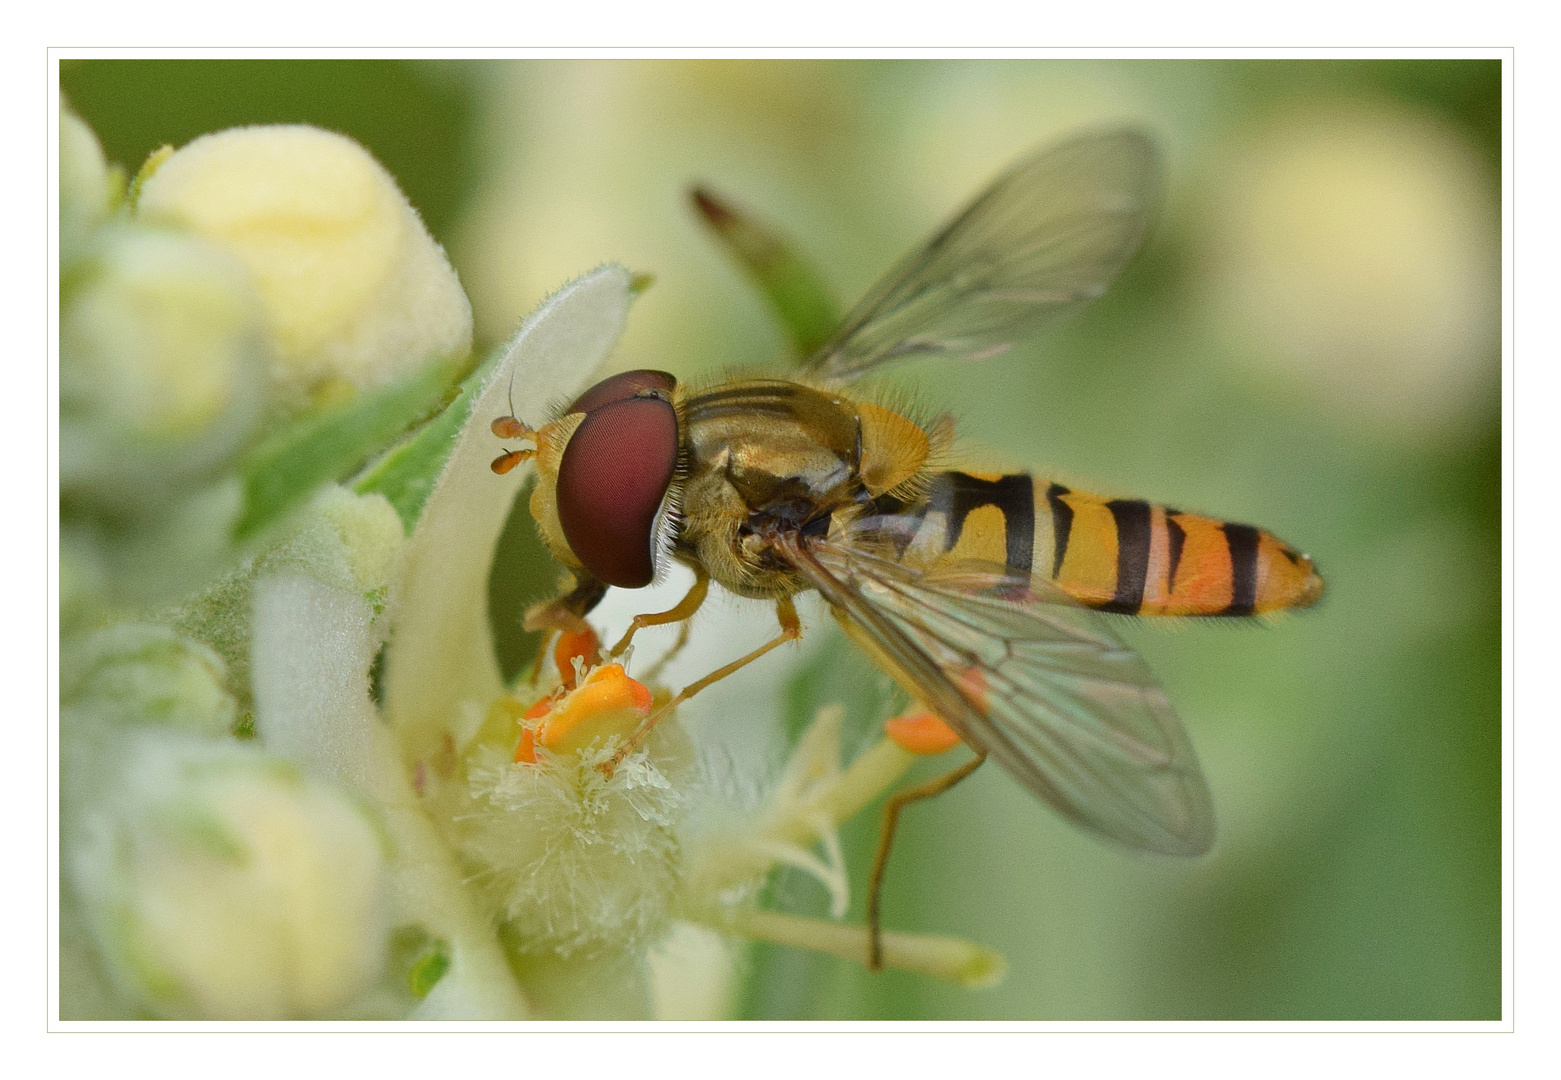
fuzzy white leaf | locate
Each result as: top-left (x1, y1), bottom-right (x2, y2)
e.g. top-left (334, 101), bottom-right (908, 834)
top-left (251, 569), bottom-right (530, 1019)
top-left (251, 570), bottom-right (382, 788)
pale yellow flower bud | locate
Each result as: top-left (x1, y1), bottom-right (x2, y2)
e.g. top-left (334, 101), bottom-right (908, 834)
top-left (137, 125), bottom-right (473, 399)
top-left (1205, 102), bottom-right (1498, 432)
top-left (60, 106), bottom-right (116, 261)
top-left (60, 224), bottom-right (269, 499)
top-left (63, 624), bottom-right (235, 737)
top-left (61, 625), bottom-right (239, 824)
top-left (263, 486), bottom-right (406, 604)
top-left (69, 734), bottom-right (391, 1019)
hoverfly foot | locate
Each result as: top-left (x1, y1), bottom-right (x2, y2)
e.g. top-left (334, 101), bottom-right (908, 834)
top-left (523, 597), bottom-right (596, 637)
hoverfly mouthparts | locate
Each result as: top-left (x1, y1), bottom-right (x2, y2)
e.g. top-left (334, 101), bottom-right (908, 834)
top-left (556, 370), bottom-right (681, 589)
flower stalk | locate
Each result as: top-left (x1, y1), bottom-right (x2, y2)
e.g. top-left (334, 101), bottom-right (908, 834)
top-left (725, 909), bottom-right (1006, 990)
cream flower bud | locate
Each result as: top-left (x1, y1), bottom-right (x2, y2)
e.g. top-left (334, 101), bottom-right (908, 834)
top-left (61, 625), bottom-right (238, 823)
top-left (1205, 102), bottom-right (1498, 431)
top-left (63, 624), bottom-right (235, 737)
top-left (59, 532), bottom-right (109, 634)
top-left (60, 106), bottom-right (116, 261)
top-left (263, 486), bottom-right (405, 605)
top-left (73, 477), bottom-right (246, 611)
top-left (137, 125), bottom-right (473, 399)
top-left (60, 223), bottom-right (270, 500)
top-left (69, 733), bottom-right (391, 1020)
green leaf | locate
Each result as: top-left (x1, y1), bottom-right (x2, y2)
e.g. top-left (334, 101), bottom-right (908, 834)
top-left (352, 349), bottom-right (498, 532)
top-left (125, 144), bottom-right (172, 212)
top-left (390, 925), bottom-right (453, 1000)
top-left (691, 187), bottom-right (840, 358)
top-left (232, 357), bottom-right (462, 543)
top-left (409, 942), bottom-right (452, 999)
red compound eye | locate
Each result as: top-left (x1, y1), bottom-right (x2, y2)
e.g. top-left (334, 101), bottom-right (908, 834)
top-left (566, 369), bottom-right (676, 415)
top-left (556, 396), bottom-right (679, 589)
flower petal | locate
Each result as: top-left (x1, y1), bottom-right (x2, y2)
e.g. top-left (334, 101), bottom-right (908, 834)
top-left (250, 492), bottom-right (530, 1019)
top-left (383, 265), bottom-right (633, 761)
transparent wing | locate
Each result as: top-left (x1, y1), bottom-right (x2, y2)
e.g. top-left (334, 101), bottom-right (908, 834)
top-left (780, 530), bottom-right (1214, 856)
top-left (804, 128), bottom-right (1162, 385)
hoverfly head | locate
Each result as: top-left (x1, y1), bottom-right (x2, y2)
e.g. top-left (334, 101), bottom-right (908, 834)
top-left (552, 369), bottom-right (684, 589)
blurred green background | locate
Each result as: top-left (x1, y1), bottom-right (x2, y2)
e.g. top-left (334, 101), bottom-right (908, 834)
top-left (62, 58), bottom-right (1502, 1020)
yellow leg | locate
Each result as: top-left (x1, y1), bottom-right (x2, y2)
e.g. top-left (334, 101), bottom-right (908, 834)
top-left (601, 596), bottom-right (802, 776)
top-left (867, 751), bottom-right (987, 972)
top-left (524, 575), bottom-right (608, 636)
top-left (523, 601), bottom-right (593, 636)
top-left (641, 619), bottom-right (694, 684)
top-left (609, 568), bottom-right (710, 658)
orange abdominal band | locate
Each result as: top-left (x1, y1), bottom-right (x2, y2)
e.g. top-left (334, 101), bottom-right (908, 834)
top-left (515, 663), bottom-right (653, 763)
top-left (885, 710), bottom-right (963, 756)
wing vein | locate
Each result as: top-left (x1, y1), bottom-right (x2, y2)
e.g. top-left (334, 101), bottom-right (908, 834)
top-left (781, 530), bottom-right (1215, 856)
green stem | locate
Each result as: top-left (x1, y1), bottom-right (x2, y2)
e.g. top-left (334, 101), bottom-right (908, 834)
top-left (719, 908), bottom-right (1005, 989)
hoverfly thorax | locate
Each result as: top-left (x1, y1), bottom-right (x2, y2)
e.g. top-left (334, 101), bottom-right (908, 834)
top-left (673, 380), bottom-right (936, 597)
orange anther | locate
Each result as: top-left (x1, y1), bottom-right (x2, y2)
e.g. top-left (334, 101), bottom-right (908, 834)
top-left (554, 628), bottom-right (602, 689)
top-left (511, 697), bottom-right (554, 765)
top-left (885, 710), bottom-right (963, 756)
top-left (534, 664), bottom-right (654, 755)
top-left (513, 726), bottom-right (538, 764)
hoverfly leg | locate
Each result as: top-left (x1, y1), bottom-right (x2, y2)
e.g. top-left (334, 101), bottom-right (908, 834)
top-left (524, 633), bottom-right (552, 687)
top-left (609, 567), bottom-right (710, 659)
top-left (601, 596), bottom-right (802, 777)
top-left (522, 575), bottom-right (609, 686)
top-left (523, 599), bottom-right (594, 637)
top-left (640, 618), bottom-right (694, 685)
top-left (524, 575), bottom-right (610, 637)
top-left (867, 750), bottom-right (987, 972)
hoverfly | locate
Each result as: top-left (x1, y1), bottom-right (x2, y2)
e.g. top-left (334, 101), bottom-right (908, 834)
top-left (491, 128), bottom-right (1324, 969)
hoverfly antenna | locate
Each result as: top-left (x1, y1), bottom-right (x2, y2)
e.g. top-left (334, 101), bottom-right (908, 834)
top-left (489, 365), bottom-right (538, 474)
top-left (491, 447), bottom-right (534, 474)
top-left (490, 367), bottom-right (535, 444)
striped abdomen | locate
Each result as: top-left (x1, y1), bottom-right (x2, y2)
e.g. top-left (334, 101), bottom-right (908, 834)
top-left (890, 471), bottom-right (1322, 617)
